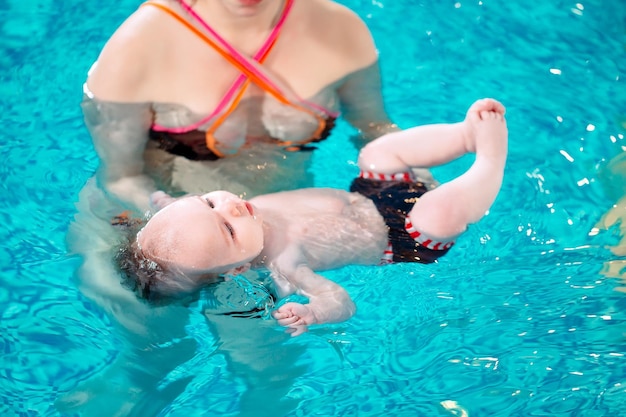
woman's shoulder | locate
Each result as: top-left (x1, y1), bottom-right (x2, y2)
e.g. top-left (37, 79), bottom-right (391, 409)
top-left (307, 0), bottom-right (374, 37)
top-left (86, 4), bottom-right (176, 101)
top-left (300, 0), bottom-right (378, 68)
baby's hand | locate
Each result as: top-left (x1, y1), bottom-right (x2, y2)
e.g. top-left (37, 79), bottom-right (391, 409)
top-left (272, 302), bottom-right (317, 337)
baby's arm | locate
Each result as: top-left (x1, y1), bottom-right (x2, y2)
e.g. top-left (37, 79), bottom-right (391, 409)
top-left (270, 255), bottom-right (356, 336)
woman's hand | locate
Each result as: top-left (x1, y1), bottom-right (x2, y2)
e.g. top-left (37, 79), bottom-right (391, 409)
top-left (149, 191), bottom-right (179, 212)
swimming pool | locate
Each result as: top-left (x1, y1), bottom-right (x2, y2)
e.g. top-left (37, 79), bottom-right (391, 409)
top-left (2, 0), bottom-right (625, 415)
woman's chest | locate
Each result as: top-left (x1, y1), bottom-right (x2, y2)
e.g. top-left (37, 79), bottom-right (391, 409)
top-left (157, 31), bottom-right (345, 115)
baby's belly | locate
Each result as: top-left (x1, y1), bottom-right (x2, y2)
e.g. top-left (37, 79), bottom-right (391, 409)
top-left (307, 236), bottom-right (386, 270)
top-left (302, 197), bottom-right (389, 270)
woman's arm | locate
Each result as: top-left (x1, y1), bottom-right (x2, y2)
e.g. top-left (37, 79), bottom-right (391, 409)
top-left (338, 62), bottom-right (399, 144)
top-left (82, 96), bottom-right (156, 213)
top-left (81, 7), bottom-right (167, 213)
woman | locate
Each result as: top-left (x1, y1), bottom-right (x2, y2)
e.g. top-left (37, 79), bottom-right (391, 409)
top-left (83, 0), bottom-right (426, 213)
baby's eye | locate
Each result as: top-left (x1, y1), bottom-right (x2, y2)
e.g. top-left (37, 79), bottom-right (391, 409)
top-left (205, 198), bottom-right (215, 208)
top-left (225, 222), bottom-right (235, 238)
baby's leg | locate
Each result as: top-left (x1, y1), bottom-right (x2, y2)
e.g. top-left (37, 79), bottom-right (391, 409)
top-left (407, 107), bottom-right (508, 240)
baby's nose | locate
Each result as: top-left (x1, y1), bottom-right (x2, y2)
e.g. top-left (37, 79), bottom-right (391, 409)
top-left (229, 200), bottom-right (247, 216)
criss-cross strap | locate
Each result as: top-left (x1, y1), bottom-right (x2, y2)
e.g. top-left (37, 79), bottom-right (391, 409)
top-left (144, 0), bottom-right (337, 155)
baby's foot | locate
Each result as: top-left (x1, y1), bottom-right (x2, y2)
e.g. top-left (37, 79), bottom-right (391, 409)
top-left (467, 98), bottom-right (506, 119)
top-left (474, 109), bottom-right (508, 162)
top-left (462, 98), bottom-right (506, 152)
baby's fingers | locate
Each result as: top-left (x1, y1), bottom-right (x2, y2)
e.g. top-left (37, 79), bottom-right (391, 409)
top-left (275, 315), bottom-right (301, 326)
top-left (272, 309), bottom-right (299, 325)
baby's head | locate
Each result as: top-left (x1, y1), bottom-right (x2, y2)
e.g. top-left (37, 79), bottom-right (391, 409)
top-left (117, 191), bottom-right (264, 301)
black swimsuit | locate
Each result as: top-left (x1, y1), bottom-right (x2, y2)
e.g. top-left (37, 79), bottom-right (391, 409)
top-left (149, 117), bottom-right (336, 161)
top-left (350, 177), bottom-right (452, 264)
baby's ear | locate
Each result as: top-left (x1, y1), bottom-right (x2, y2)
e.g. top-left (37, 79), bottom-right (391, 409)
top-left (226, 263), bottom-right (251, 276)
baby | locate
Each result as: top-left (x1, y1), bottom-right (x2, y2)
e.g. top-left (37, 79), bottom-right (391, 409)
top-left (117, 98), bottom-right (508, 336)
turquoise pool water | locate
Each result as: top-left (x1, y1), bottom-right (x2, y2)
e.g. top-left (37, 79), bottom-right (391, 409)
top-left (2, 0), bottom-right (626, 416)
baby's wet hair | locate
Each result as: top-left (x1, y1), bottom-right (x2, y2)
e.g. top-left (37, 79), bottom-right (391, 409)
top-left (114, 222), bottom-right (206, 304)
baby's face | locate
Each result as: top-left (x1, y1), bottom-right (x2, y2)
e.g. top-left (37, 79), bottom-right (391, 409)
top-left (138, 191), bottom-right (264, 274)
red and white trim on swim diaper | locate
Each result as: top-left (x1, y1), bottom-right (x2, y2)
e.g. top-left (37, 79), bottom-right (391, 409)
top-left (405, 217), bottom-right (455, 251)
top-left (380, 242), bottom-right (394, 264)
top-left (359, 170), bottom-right (414, 182)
